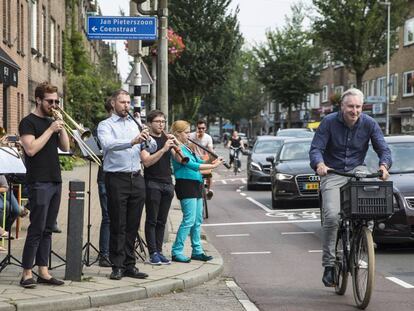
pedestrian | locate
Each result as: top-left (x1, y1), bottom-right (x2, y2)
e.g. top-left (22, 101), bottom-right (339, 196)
top-left (170, 120), bottom-right (223, 263)
top-left (97, 89), bottom-right (157, 280)
top-left (141, 110), bottom-right (176, 265)
top-left (18, 81), bottom-right (70, 288)
top-left (309, 88), bottom-right (392, 287)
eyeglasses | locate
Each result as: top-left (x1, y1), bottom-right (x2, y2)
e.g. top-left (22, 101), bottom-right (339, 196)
top-left (152, 120), bottom-right (166, 124)
top-left (44, 99), bottom-right (60, 105)
top-left (197, 127), bottom-right (206, 130)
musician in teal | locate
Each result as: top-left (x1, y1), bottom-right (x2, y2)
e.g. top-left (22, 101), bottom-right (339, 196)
top-left (170, 120), bottom-right (222, 263)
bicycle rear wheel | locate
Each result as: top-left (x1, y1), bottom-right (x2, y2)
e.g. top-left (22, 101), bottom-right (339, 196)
top-left (351, 226), bottom-right (375, 309)
top-left (334, 230), bottom-right (348, 295)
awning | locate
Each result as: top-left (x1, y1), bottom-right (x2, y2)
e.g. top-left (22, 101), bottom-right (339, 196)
top-left (0, 47), bottom-right (20, 87)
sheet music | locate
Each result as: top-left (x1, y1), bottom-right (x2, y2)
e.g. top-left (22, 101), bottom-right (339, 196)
top-left (0, 147), bottom-right (26, 174)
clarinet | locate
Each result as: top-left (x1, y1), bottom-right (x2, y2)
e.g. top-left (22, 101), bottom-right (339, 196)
top-left (127, 110), bottom-right (149, 149)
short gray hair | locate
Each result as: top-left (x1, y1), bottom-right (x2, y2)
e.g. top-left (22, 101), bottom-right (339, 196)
top-left (341, 88), bottom-right (364, 105)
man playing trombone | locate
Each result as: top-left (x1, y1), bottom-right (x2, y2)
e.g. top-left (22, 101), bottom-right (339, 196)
top-left (18, 81), bottom-right (70, 288)
top-left (97, 89), bottom-right (156, 281)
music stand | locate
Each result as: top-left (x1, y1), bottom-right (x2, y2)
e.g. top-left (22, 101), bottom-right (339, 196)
top-left (0, 146), bottom-right (26, 273)
top-left (73, 132), bottom-right (107, 267)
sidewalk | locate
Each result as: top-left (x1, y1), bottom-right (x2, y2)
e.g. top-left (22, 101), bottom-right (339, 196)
top-left (0, 164), bottom-right (223, 311)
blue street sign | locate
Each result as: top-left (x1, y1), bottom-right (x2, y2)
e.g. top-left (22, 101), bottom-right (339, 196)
top-left (87, 16), bottom-right (157, 40)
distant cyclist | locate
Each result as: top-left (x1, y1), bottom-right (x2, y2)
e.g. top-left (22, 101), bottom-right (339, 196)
top-left (309, 88), bottom-right (391, 287)
top-left (227, 130), bottom-right (245, 172)
top-left (189, 120), bottom-right (215, 200)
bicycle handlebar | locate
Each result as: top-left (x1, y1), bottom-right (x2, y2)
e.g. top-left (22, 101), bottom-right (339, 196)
top-left (327, 169), bottom-right (383, 179)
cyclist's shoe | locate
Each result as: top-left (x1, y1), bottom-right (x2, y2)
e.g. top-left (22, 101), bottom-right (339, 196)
top-left (206, 189), bottom-right (214, 200)
top-left (237, 168), bottom-right (241, 173)
top-left (322, 266), bottom-right (335, 287)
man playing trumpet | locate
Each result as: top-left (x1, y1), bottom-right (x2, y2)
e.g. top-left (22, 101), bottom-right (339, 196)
top-left (18, 81), bottom-right (70, 288)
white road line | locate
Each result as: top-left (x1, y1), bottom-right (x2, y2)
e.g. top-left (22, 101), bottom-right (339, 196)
top-left (202, 219), bottom-right (319, 227)
top-left (226, 281), bottom-right (260, 311)
top-left (236, 189), bottom-right (241, 192)
top-left (222, 180), bottom-right (227, 184)
top-left (281, 232), bottom-right (315, 235)
top-left (308, 250), bottom-right (323, 253)
top-left (386, 277), bottom-right (414, 289)
top-left (246, 197), bottom-right (273, 213)
top-left (241, 178), bottom-right (247, 184)
top-left (216, 233), bottom-right (250, 237)
top-left (231, 251), bottom-right (271, 255)
top-left (240, 193), bottom-right (247, 196)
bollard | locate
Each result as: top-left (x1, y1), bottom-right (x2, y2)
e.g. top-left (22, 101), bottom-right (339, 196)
top-left (65, 180), bottom-right (85, 281)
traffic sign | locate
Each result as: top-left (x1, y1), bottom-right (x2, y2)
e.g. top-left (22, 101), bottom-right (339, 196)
top-left (365, 96), bottom-right (386, 104)
top-left (87, 16), bottom-right (157, 40)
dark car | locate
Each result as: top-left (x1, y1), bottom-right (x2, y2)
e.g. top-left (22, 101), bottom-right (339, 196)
top-left (276, 128), bottom-right (315, 138)
top-left (246, 136), bottom-right (287, 190)
top-left (268, 138), bottom-right (319, 209)
top-left (364, 135), bottom-right (414, 244)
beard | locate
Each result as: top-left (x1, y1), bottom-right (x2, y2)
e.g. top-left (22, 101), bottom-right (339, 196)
top-left (40, 103), bottom-right (53, 117)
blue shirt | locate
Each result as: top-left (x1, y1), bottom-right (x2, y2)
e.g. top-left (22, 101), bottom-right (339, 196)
top-left (97, 114), bottom-right (157, 173)
top-left (172, 145), bottom-right (204, 182)
top-left (309, 112), bottom-right (392, 172)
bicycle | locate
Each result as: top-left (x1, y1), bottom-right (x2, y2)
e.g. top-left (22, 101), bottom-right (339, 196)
top-left (328, 169), bottom-right (393, 310)
top-left (230, 146), bottom-right (242, 175)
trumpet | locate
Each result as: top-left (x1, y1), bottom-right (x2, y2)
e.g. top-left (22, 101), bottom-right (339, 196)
top-left (51, 107), bottom-right (102, 166)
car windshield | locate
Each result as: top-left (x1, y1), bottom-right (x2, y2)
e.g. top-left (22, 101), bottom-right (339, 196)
top-left (277, 130), bottom-right (314, 138)
top-left (253, 140), bottom-right (283, 154)
top-left (365, 142), bottom-right (414, 173)
top-left (279, 141), bottom-right (311, 161)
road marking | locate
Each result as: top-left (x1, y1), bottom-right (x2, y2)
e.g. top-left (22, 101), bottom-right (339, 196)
top-left (236, 189), bottom-right (241, 192)
top-left (216, 233), bottom-right (250, 237)
top-left (308, 250), bottom-right (323, 253)
top-left (241, 178), bottom-right (247, 184)
top-left (222, 180), bottom-right (227, 184)
top-left (203, 219), bottom-right (319, 227)
top-left (386, 277), bottom-right (414, 289)
top-left (231, 251), bottom-right (271, 255)
top-left (240, 193), bottom-right (247, 196)
top-left (246, 197), bottom-right (273, 213)
top-left (226, 281), bottom-right (260, 311)
top-left (281, 232), bottom-right (315, 235)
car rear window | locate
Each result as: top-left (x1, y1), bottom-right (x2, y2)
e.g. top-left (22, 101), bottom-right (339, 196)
top-left (365, 142), bottom-right (414, 173)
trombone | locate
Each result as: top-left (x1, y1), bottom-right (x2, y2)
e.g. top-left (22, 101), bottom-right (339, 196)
top-left (51, 107), bottom-right (102, 166)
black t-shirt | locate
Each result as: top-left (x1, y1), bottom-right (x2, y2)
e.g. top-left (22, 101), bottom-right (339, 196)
top-left (230, 137), bottom-right (242, 148)
top-left (143, 134), bottom-right (172, 184)
top-left (18, 113), bottom-right (61, 183)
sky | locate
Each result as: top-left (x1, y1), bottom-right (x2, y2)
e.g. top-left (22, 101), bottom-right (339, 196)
top-left (97, 0), bottom-right (312, 82)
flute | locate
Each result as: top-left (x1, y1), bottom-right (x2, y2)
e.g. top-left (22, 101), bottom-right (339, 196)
top-left (188, 137), bottom-right (231, 169)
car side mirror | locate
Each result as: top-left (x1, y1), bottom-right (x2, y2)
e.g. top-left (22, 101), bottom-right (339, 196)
top-left (266, 156), bottom-right (274, 164)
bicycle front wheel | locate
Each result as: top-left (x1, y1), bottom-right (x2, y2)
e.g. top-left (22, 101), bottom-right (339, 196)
top-left (351, 226), bottom-right (375, 309)
top-left (334, 230), bottom-right (348, 295)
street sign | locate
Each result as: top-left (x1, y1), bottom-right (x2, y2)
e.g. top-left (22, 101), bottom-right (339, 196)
top-left (372, 103), bottom-right (384, 115)
top-left (87, 16), bottom-right (157, 40)
top-left (365, 96), bottom-right (386, 104)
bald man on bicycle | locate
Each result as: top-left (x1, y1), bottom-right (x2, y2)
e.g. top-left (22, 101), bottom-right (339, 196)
top-left (309, 88), bottom-right (392, 287)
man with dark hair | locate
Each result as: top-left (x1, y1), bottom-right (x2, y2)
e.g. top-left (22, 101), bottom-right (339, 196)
top-left (98, 89), bottom-right (156, 280)
top-left (18, 81), bottom-right (70, 288)
top-left (141, 110), bottom-right (176, 265)
top-left (189, 120), bottom-right (214, 199)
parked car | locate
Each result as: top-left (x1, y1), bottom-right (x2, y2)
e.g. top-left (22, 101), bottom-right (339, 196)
top-left (246, 136), bottom-right (288, 190)
top-left (268, 138), bottom-right (319, 209)
top-left (364, 135), bottom-right (414, 244)
top-left (276, 128), bottom-right (314, 138)
top-left (211, 133), bottom-right (221, 144)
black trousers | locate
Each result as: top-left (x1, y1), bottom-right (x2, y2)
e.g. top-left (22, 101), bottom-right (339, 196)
top-left (144, 180), bottom-right (174, 255)
top-left (105, 172), bottom-right (145, 270)
top-left (22, 182), bottom-right (62, 269)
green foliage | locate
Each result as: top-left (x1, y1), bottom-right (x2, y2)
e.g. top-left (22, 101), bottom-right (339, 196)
top-left (59, 155), bottom-right (86, 171)
top-left (169, 0), bottom-right (243, 121)
top-left (255, 4), bottom-right (323, 127)
top-left (312, 0), bottom-right (409, 87)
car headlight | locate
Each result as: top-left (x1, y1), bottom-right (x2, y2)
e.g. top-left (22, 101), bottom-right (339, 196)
top-left (249, 162), bottom-right (262, 171)
top-left (276, 173), bottom-right (294, 180)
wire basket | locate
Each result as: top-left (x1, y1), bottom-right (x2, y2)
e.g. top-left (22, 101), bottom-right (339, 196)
top-left (340, 181), bottom-right (393, 219)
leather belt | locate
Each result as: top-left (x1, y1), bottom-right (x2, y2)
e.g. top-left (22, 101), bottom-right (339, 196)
top-left (108, 171), bottom-right (141, 178)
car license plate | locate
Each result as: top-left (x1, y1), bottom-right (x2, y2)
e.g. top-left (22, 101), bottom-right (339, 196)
top-left (305, 183), bottom-right (319, 190)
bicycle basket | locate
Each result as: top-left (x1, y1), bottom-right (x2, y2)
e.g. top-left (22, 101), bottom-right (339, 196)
top-left (340, 181), bottom-right (393, 219)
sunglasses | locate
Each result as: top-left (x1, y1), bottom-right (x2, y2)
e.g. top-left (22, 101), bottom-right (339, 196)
top-left (197, 127), bottom-right (206, 130)
top-left (44, 99), bottom-right (60, 105)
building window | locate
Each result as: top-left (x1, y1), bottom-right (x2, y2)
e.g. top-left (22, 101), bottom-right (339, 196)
top-left (362, 81), bottom-right (369, 97)
top-left (377, 76), bottom-right (386, 97)
top-left (17, 93), bottom-right (20, 122)
top-left (369, 80), bottom-right (376, 97)
top-left (404, 17), bottom-right (414, 46)
top-left (403, 71), bottom-right (414, 96)
top-left (309, 93), bottom-right (320, 109)
top-left (42, 6), bottom-right (47, 57)
top-left (20, 93), bottom-right (24, 121)
top-left (50, 18), bottom-right (56, 64)
top-left (31, 0), bottom-right (38, 50)
top-left (322, 51), bottom-right (330, 69)
top-left (57, 25), bottom-right (61, 67)
top-left (322, 85), bottom-right (329, 103)
top-left (17, 0), bottom-right (21, 52)
top-left (391, 74), bottom-right (399, 97)
top-left (2, 0), bottom-right (6, 41)
top-left (7, 0), bottom-right (11, 42)
top-left (334, 86), bottom-right (344, 95)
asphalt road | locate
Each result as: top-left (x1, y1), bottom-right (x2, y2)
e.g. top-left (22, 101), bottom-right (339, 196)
top-left (203, 144), bottom-right (414, 311)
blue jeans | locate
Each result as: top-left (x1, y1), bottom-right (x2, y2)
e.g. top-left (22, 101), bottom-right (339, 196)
top-left (0, 191), bottom-right (20, 231)
top-left (98, 182), bottom-right (110, 257)
top-left (171, 198), bottom-right (204, 257)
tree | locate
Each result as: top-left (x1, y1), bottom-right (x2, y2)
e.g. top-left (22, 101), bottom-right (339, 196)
top-left (312, 0), bottom-right (408, 88)
top-left (168, 0), bottom-right (243, 121)
top-left (255, 4), bottom-right (322, 128)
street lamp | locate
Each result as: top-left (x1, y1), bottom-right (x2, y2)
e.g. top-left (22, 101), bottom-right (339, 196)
top-left (379, 1), bottom-right (391, 135)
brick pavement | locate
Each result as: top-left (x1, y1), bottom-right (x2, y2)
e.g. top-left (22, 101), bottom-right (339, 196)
top-left (0, 164), bottom-right (222, 311)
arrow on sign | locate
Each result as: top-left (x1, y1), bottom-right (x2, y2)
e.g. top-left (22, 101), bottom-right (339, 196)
top-left (92, 26), bottom-right (97, 32)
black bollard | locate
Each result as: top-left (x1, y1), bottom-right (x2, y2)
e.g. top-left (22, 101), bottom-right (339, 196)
top-left (65, 180), bottom-right (85, 281)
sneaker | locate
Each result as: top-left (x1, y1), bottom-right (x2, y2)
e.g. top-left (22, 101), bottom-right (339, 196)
top-left (149, 252), bottom-right (162, 265)
top-left (158, 253), bottom-right (171, 265)
top-left (206, 189), bottom-right (214, 200)
top-left (237, 168), bottom-right (241, 173)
